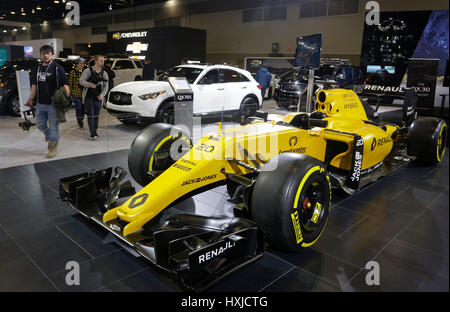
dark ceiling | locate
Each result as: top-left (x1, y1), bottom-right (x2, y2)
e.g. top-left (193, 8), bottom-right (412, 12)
top-left (0, 0), bottom-right (169, 23)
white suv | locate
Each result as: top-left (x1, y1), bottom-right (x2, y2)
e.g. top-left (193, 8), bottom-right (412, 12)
top-left (89, 58), bottom-right (143, 87)
top-left (105, 64), bottom-right (262, 124)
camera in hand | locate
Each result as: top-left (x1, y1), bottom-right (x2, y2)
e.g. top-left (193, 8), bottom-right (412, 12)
top-left (19, 109), bottom-right (36, 131)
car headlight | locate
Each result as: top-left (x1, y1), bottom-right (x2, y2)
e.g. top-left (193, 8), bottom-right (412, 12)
top-left (139, 90), bottom-right (165, 101)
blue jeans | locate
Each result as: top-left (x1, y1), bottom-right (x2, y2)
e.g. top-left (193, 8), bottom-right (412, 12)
top-left (84, 96), bottom-right (102, 136)
top-left (72, 96), bottom-right (84, 127)
top-left (36, 103), bottom-right (59, 143)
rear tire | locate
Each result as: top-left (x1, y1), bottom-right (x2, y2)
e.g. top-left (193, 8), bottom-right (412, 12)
top-left (251, 153), bottom-right (331, 252)
top-left (238, 97), bottom-right (258, 125)
top-left (407, 118), bottom-right (447, 165)
top-left (128, 123), bottom-right (191, 186)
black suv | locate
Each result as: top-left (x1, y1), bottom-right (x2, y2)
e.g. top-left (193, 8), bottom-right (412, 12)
top-left (0, 58), bottom-right (79, 116)
top-left (0, 58), bottom-right (40, 116)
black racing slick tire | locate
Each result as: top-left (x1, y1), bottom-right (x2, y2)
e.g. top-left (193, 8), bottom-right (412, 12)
top-left (407, 118), bottom-right (447, 165)
top-left (128, 123), bottom-right (192, 187)
top-left (251, 153), bottom-right (331, 252)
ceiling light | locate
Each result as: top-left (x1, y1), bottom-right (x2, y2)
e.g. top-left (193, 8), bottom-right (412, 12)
top-left (13, 29), bottom-right (17, 32)
top-left (3, 30), bottom-right (6, 33)
top-left (108, 4), bottom-right (112, 10)
top-left (21, 12), bottom-right (26, 16)
top-left (32, 9), bottom-right (35, 13)
top-left (54, 1), bottom-right (60, 3)
top-left (37, 5), bottom-right (42, 10)
top-left (10, 11), bottom-right (16, 15)
top-left (22, 26), bottom-right (27, 30)
top-left (0, 16), bottom-right (3, 20)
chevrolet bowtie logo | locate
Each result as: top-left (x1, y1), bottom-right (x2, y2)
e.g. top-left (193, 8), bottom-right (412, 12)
top-left (126, 42), bottom-right (149, 54)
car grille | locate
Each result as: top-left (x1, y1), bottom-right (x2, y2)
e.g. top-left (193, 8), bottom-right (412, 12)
top-left (108, 91), bottom-right (132, 106)
top-left (281, 82), bottom-right (300, 91)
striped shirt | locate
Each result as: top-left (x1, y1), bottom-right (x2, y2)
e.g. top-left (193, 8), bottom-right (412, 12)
top-left (68, 69), bottom-right (83, 98)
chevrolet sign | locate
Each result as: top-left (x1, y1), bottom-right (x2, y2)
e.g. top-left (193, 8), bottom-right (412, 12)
top-left (113, 31), bottom-right (148, 40)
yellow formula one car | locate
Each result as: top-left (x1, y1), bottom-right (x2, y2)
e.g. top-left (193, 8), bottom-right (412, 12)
top-left (59, 89), bottom-right (447, 290)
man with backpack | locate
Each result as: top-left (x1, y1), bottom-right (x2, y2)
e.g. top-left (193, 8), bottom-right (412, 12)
top-left (25, 45), bottom-right (70, 158)
top-left (69, 57), bottom-right (86, 129)
top-left (79, 55), bottom-right (109, 140)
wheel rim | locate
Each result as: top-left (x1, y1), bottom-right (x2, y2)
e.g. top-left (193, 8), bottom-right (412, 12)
top-left (299, 181), bottom-right (326, 233)
top-left (11, 95), bottom-right (20, 115)
top-left (149, 135), bottom-right (191, 178)
top-left (240, 102), bottom-right (256, 124)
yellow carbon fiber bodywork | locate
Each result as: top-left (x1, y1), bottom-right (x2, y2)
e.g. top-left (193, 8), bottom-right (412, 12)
top-left (104, 89), bottom-right (399, 236)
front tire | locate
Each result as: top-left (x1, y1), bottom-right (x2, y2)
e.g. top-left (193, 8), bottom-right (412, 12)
top-left (251, 153), bottom-right (331, 252)
top-left (128, 123), bottom-right (191, 186)
top-left (157, 102), bottom-right (175, 125)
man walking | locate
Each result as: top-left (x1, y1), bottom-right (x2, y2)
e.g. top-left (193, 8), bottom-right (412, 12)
top-left (103, 61), bottom-right (115, 97)
top-left (26, 45), bottom-right (69, 158)
top-left (255, 66), bottom-right (271, 106)
top-left (79, 55), bottom-right (109, 140)
top-left (68, 57), bottom-right (85, 129)
top-left (142, 56), bottom-right (155, 81)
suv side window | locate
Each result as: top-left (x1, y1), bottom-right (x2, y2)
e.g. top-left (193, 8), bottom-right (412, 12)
top-left (134, 60), bottom-right (143, 69)
top-left (221, 69), bottom-right (241, 83)
top-left (239, 73), bottom-right (249, 82)
top-left (114, 60), bottom-right (134, 70)
top-left (199, 69), bottom-right (220, 84)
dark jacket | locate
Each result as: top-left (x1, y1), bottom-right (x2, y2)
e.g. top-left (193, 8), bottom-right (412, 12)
top-left (104, 66), bottom-right (115, 91)
top-left (142, 62), bottom-right (155, 80)
top-left (255, 67), bottom-right (271, 89)
top-left (51, 87), bottom-right (72, 122)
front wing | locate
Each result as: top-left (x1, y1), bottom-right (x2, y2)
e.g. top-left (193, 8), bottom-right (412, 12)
top-left (58, 167), bottom-right (264, 291)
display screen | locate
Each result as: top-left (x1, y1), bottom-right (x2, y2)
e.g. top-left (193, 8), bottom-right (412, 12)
top-left (367, 65), bottom-right (395, 74)
top-left (171, 79), bottom-right (190, 90)
top-left (0, 47), bottom-right (7, 67)
top-left (294, 33), bottom-right (322, 69)
top-left (24, 46), bottom-right (34, 58)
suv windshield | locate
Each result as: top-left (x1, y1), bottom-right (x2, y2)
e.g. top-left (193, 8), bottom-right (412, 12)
top-left (164, 66), bottom-right (203, 84)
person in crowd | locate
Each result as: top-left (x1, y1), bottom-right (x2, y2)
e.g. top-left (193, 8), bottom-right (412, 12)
top-left (255, 66), bottom-right (271, 105)
top-left (103, 61), bottom-right (115, 96)
top-left (68, 57), bottom-right (86, 129)
top-left (79, 55), bottom-right (109, 140)
top-left (25, 45), bottom-right (69, 158)
top-left (142, 56), bottom-right (155, 81)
